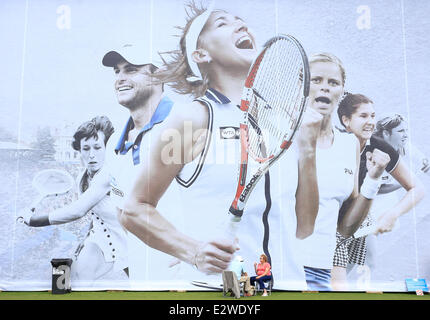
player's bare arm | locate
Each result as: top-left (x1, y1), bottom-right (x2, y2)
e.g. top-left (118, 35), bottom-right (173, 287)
top-left (338, 146), bottom-right (391, 237)
top-left (375, 158), bottom-right (425, 234)
top-left (120, 101), bottom-right (237, 274)
top-left (294, 107), bottom-right (322, 239)
top-left (20, 168), bottom-right (111, 227)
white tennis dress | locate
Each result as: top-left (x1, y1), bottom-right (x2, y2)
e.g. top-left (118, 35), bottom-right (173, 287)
top-left (298, 129), bottom-right (358, 270)
top-left (75, 170), bottom-right (128, 272)
top-left (176, 88), bottom-right (307, 290)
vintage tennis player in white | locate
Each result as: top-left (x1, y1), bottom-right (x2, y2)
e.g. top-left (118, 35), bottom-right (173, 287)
top-left (20, 116), bottom-right (129, 285)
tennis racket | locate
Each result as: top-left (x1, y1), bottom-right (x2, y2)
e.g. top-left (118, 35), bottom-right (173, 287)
top-left (191, 280), bottom-right (223, 291)
top-left (17, 169), bottom-right (75, 223)
top-left (224, 34), bottom-right (310, 237)
top-left (335, 225), bottom-right (378, 250)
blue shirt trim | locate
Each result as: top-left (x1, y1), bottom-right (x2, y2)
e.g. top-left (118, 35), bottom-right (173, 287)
top-left (115, 96), bottom-right (173, 165)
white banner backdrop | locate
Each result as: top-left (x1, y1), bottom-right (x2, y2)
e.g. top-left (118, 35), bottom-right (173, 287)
top-left (0, 0), bottom-right (429, 292)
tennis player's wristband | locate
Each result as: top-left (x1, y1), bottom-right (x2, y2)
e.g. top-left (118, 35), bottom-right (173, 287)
top-left (360, 174), bottom-right (382, 200)
top-left (30, 215), bottom-right (51, 227)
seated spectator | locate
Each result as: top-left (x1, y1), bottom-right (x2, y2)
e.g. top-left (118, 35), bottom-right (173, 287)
top-left (250, 254), bottom-right (272, 296)
top-left (230, 255), bottom-right (253, 296)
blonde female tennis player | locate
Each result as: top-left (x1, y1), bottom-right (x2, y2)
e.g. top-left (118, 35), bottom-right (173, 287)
top-left (296, 53), bottom-right (391, 291)
top-left (118, 1), bottom-right (322, 289)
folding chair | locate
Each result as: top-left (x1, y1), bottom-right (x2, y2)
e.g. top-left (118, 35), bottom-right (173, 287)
top-left (255, 276), bottom-right (273, 295)
top-left (222, 270), bottom-right (241, 299)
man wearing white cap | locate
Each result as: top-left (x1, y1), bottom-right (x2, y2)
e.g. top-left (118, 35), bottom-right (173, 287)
top-left (17, 44), bottom-right (175, 288)
top-left (101, 44), bottom-right (186, 286)
top-left (101, 44), bottom-right (173, 212)
top-left (230, 255), bottom-right (252, 295)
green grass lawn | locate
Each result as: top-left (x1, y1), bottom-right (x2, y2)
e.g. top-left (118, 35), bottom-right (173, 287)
top-left (1, 290), bottom-right (429, 300)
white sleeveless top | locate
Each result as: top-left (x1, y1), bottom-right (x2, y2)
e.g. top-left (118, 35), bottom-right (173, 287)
top-left (176, 89), bottom-right (307, 290)
top-left (298, 128), bottom-right (358, 269)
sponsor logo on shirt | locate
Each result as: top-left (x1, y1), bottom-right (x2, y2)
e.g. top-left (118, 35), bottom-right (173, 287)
top-left (111, 186), bottom-right (124, 198)
top-left (219, 126), bottom-right (240, 139)
top-left (110, 177), bottom-right (124, 197)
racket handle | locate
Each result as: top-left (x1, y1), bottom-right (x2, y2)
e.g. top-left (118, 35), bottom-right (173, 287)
top-left (225, 206), bottom-right (243, 240)
top-left (354, 225), bottom-right (377, 238)
top-left (228, 206), bottom-right (244, 218)
top-left (30, 194), bottom-right (46, 212)
top-left (223, 213), bottom-right (241, 240)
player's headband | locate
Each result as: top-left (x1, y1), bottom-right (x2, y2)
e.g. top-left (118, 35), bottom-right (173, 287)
top-left (185, 2), bottom-right (214, 83)
top-left (377, 113), bottom-right (405, 130)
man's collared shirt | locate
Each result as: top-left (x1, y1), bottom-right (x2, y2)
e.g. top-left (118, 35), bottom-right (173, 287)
top-left (114, 96), bottom-right (173, 165)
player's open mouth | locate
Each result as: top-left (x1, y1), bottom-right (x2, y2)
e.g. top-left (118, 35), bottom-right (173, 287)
top-left (118, 85), bottom-right (133, 92)
top-left (315, 96), bottom-right (331, 104)
top-left (235, 35), bottom-right (254, 49)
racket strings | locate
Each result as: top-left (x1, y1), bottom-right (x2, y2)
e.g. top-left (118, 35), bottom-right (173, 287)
top-left (260, 40), bottom-right (303, 135)
top-left (247, 38), bottom-right (306, 161)
top-left (251, 45), bottom-right (302, 154)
